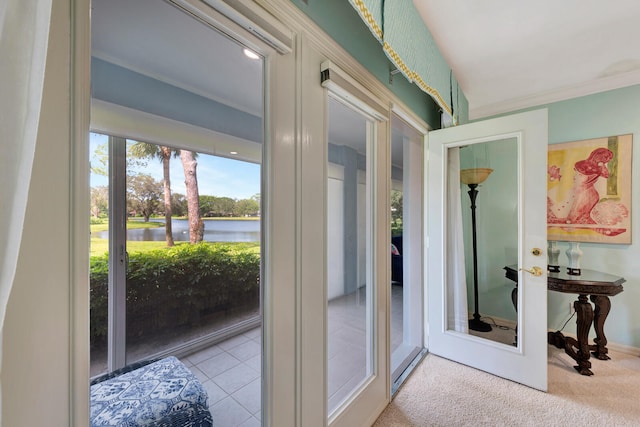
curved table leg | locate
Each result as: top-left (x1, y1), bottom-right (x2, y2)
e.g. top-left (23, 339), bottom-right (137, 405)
top-left (590, 295), bottom-right (611, 360)
top-left (548, 294), bottom-right (594, 376)
top-left (571, 294), bottom-right (595, 375)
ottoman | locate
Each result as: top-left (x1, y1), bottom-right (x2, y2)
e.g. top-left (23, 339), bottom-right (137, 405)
top-left (90, 356), bottom-right (212, 426)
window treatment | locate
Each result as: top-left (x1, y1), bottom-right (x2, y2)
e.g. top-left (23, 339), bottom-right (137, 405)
top-left (0, 0), bottom-right (53, 416)
top-left (348, 0), bottom-right (461, 123)
top-left (447, 148), bottom-right (468, 333)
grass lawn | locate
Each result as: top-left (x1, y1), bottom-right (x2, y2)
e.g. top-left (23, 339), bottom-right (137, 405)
top-left (90, 218), bottom-right (260, 256)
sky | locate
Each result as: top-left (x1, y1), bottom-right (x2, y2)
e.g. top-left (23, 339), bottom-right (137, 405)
top-left (90, 133), bottom-right (260, 200)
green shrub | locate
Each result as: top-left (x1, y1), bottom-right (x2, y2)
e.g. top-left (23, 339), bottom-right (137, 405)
top-left (90, 243), bottom-right (260, 347)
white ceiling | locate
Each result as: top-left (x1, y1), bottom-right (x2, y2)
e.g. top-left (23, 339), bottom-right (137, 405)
top-left (92, 0), bottom-right (409, 164)
top-left (413, 0), bottom-right (640, 119)
top-left (92, 0), bottom-right (263, 117)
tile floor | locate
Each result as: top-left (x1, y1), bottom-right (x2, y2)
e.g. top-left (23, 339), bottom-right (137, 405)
top-left (180, 285), bottom-right (405, 426)
top-left (182, 326), bottom-right (263, 427)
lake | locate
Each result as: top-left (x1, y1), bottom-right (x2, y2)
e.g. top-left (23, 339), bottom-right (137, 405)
top-left (96, 219), bottom-right (260, 242)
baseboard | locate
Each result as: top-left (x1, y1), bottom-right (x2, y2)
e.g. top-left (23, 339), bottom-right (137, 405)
top-left (479, 316), bottom-right (640, 357)
top-left (480, 314), bottom-right (517, 330)
top-left (608, 341), bottom-right (640, 357)
top-left (547, 329), bottom-right (640, 357)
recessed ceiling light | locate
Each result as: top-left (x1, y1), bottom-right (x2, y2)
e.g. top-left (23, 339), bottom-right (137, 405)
top-left (243, 48), bottom-right (259, 60)
top-left (230, 151), bottom-right (239, 155)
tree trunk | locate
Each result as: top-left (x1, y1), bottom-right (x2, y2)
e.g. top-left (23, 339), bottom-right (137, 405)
top-left (161, 146), bottom-right (175, 246)
top-left (180, 150), bottom-right (204, 243)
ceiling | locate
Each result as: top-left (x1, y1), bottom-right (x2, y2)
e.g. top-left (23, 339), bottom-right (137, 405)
top-left (92, 0), bottom-right (263, 118)
top-left (413, 0), bottom-right (640, 119)
top-left (93, 0), bottom-right (640, 165)
top-left (92, 0), bottom-right (409, 166)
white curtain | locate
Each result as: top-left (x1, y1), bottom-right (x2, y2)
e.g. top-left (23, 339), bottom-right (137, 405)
top-left (447, 147), bottom-right (469, 333)
top-left (0, 0), bottom-right (53, 416)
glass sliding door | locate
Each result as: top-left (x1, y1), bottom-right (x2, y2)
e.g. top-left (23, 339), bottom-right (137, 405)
top-left (390, 113), bottom-right (425, 389)
top-left (89, 134), bottom-right (262, 369)
top-left (91, 0), bottom-right (266, 423)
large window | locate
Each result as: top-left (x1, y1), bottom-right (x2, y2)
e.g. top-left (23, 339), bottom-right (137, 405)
top-left (89, 136), bottom-right (261, 374)
top-left (90, 0), bottom-right (265, 423)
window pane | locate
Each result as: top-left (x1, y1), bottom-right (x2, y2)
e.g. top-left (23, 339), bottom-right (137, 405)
top-left (390, 114), bottom-right (424, 387)
top-left (327, 97), bottom-right (374, 414)
top-left (90, 132), bottom-right (110, 377)
top-left (123, 142), bottom-right (261, 364)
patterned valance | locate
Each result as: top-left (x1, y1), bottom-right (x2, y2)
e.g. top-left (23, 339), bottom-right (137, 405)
top-left (349, 0), bottom-right (460, 123)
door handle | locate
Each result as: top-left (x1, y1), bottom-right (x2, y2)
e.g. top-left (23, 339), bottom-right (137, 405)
top-left (520, 266), bottom-right (543, 277)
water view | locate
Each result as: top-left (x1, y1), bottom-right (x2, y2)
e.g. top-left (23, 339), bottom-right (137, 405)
top-left (96, 218), bottom-right (260, 242)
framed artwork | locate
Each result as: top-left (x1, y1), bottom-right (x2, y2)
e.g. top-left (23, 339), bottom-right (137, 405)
top-left (547, 134), bottom-right (632, 244)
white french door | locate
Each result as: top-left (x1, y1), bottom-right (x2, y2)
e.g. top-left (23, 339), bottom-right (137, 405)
top-left (296, 41), bottom-right (390, 424)
top-left (426, 109), bottom-right (549, 391)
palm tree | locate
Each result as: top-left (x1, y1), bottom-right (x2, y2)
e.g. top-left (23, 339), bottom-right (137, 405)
top-left (180, 150), bottom-right (204, 243)
top-left (130, 142), bottom-right (176, 246)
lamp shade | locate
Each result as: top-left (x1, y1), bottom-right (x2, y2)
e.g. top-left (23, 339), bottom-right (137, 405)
top-left (460, 168), bottom-right (493, 185)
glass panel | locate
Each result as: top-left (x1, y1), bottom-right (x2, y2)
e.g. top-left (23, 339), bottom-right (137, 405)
top-left (327, 97), bottom-right (374, 414)
top-left (390, 115), bottom-right (423, 386)
top-left (446, 138), bottom-right (519, 347)
top-left (90, 132), bottom-right (110, 377)
top-left (123, 141), bottom-right (262, 364)
top-left (90, 2), bottom-right (265, 420)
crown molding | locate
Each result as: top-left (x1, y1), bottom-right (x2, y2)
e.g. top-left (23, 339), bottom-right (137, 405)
top-left (470, 70), bottom-right (640, 120)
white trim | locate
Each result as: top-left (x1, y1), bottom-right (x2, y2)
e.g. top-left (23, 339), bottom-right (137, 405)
top-left (91, 99), bottom-right (262, 163)
top-left (470, 70), bottom-right (640, 119)
top-left (608, 341), bottom-right (640, 357)
top-left (548, 330), bottom-right (640, 357)
top-left (321, 60), bottom-right (388, 122)
top-left (199, 0), bottom-right (293, 53)
top-left (391, 103), bottom-right (431, 134)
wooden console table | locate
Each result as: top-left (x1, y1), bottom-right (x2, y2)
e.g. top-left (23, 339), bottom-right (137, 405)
top-left (504, 265), bottom-right (625, 376)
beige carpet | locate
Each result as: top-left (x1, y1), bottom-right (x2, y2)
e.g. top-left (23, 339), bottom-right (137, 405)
top-left (374, 346), bottom-right (640, 426)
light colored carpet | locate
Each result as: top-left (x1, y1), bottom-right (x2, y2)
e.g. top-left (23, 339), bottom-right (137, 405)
top-left (374, 346), bottom-right (640, 426)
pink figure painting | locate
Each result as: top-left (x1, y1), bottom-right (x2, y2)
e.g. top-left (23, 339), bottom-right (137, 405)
top-left (547, 147), bottom-right (628, 237)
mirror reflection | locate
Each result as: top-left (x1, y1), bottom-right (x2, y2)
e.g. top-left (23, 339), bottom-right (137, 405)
top-left (447, 138), bottom-right (519, 346)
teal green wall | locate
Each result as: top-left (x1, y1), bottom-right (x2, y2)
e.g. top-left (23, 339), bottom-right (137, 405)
top-left (545, 85), bottom-right (640, 349)
top-left (501, 85), bottom-right (640, 349)
top-left (290, 0), bottom-right (468, 127)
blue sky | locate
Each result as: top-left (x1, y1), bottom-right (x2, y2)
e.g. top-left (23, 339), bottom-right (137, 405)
top-left (90, 133), bottom-right (260, 200)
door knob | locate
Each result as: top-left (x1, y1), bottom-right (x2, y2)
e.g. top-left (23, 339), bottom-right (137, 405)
top-left (531, 248), bottom-right (543, 256)
top-left (520, 266), bottom-right (543, 277)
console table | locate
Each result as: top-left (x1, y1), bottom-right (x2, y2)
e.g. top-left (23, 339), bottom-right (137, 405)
top-left (504, 265), bottom-right (625, 376)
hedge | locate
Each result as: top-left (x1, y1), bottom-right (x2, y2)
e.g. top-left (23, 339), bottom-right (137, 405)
top-left (90, 243), bottom-right (260, 346)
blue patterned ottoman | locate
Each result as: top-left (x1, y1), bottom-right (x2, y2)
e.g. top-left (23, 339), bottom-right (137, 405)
top-left (90, 356), bottom-right (212, 426)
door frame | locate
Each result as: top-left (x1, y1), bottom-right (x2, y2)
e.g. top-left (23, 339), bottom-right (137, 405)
top-left (72, 0), bottom-right (436, 425)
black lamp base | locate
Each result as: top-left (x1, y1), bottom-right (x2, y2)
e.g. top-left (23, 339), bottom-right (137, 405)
top-left (469, 317), bottom-right (492, 332)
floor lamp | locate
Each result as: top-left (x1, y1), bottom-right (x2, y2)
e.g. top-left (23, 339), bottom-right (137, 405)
top-left (460, 168), bottom-right (493, 333)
